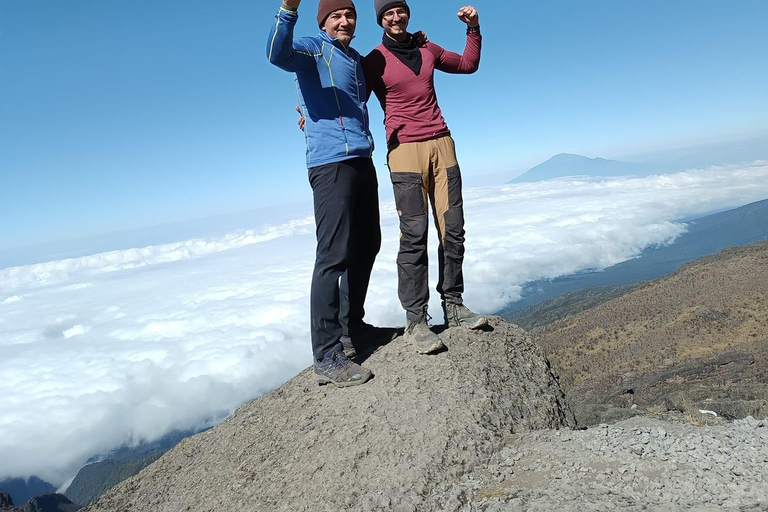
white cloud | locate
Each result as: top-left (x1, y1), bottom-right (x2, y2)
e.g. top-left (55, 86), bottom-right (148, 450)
top-left (0, 162), bottom-right (767, 486)
top-left (62, 325), bottom-right (92, 339)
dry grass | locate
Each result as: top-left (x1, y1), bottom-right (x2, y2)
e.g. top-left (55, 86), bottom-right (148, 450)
top-left (679, 394), bottom-right (717, 427)
top-left (646, 404), bottom-right (667, 416)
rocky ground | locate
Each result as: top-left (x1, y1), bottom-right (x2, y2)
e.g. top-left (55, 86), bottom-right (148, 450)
top-left (79, 308), bottom-right (768, 511)
top-left (84, 319), bottom-right (575, 512)
top-left (455, 413), bottom-right (768, 511)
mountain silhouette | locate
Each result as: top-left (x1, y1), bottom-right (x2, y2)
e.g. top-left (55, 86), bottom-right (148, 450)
top-left (509, 153), bottom-right (661, 183)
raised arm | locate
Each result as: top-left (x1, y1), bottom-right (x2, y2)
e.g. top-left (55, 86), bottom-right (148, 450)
top-left (266, 1), bottom-right (319, 72)
top-left (433, 5), bottom-right (482, 74)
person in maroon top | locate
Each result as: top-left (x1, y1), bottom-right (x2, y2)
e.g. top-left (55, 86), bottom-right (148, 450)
top-left (363, 1), bottom-right (487, 354)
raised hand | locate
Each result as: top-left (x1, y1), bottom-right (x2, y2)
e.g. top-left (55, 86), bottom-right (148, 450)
top-left (282, 0), bottom-right (301, 9)
top-left (296, 105), bottom-right (306, 131)
top-left (457, 6), bottom-right (479, 27)
top-left (412, 30), bottom-right (429, 47)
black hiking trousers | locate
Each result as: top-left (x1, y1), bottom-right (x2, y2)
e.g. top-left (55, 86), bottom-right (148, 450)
top-left (309, 157), bottom-right (381, 360)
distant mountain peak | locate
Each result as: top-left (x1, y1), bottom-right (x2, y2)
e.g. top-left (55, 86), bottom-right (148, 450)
top-left (510, 153), bottom-right (661, 183)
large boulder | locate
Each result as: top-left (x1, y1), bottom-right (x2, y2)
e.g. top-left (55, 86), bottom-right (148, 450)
top-left (85, 318), bottom-right (574, 512)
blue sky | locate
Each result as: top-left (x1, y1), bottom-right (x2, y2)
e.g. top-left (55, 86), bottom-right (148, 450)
top-left (1, 0), bottom-right (767, 255)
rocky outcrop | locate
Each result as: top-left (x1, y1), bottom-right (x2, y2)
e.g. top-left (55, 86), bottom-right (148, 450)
top-left (0, 493), bottom-right (14, 508)
top-left (85, 318), bottom-right (573, 512)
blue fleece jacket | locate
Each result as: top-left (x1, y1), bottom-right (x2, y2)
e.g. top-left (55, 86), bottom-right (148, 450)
top-left (267, 6), bottom-right (374, 168)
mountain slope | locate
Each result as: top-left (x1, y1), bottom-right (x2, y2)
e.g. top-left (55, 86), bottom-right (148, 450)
top-left (65, 453), bottom-right (164, 507)
top-left (84, 320), bottom-right (573, 512)
top-left (504, 283), bottom-right (645, 330)
top-left (501, 198), bottom-right (768, 314)
top-left (533, 242), bottom-right (768, 425)
top-left (509, 153), bottom-right (661, 183)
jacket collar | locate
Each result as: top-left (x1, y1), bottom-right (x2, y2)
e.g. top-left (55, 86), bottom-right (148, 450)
top-left (317, 30), bottom-right (357, 55)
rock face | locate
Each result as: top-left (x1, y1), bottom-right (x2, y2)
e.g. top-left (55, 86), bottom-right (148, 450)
top-left (0, 493), bottom-right (14, 508)
top-left (85, 318), bottom-right (573, 512)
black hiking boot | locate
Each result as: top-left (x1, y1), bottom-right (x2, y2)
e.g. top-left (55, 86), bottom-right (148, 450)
top-left (314, 344), bottom-right (373, 387)
top-left (443, 299), bottom-right (488, 329)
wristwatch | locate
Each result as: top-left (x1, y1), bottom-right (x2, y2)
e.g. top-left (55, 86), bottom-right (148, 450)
top-left (466, 25), bottom-right (480, 34)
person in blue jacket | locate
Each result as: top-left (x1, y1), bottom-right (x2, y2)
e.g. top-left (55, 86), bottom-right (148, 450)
top-left (267, 0), bottom-right (381, 387)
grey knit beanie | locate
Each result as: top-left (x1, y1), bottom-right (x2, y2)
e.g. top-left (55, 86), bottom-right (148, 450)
top-left (374, 0), bottom-right (409, 26)
top-left (317, 0), bottom-right (357, 29)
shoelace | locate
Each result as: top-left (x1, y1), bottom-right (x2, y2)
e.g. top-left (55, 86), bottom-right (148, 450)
top-left (407, 309), bottom-right (433, 333)
top-left (326, 350), bottom-right (353, 373)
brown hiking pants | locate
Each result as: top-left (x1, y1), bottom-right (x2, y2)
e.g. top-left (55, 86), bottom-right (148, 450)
top-left (388, 136), bottom-right (465, 322)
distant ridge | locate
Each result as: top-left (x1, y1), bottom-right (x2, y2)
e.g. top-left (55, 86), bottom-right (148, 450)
top-left (0, 477), bottom-right (55, 508)
top-left (499, 197), bottom-right (768, 314)
top-left (509, 153), bottom-right (661, 183)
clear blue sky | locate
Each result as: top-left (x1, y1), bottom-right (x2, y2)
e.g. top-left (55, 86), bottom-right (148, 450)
top-left (2, 0), bottom-right (767, 253)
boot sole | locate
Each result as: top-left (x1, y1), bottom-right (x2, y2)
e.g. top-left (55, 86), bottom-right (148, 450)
top-left (415, 339), bottom-right (445, 354)
top-left (316, 371), bottom-right (372, 387)
top-left (447, 316), bottom-right (489, 330)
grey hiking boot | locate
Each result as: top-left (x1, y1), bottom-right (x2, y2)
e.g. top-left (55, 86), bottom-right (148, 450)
top-left (443, 300), bottom-right (488, 329)
top-left (314, 345), bottom-right (372, 387)
top-left (405, 318), bottom-right (445, 354)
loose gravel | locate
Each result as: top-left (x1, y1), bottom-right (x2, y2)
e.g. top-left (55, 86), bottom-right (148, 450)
top-left (455, 413), bottom-right (768, 511)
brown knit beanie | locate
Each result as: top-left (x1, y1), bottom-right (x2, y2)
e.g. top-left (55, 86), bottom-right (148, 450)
top-left (374, 0), bottom-right (409, 26)
top-left (317, 0), bottom-right (357, 29)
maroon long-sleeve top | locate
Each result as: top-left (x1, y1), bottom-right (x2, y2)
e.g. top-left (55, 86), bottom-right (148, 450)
top-left (363, 31), bottom-right (482, 148)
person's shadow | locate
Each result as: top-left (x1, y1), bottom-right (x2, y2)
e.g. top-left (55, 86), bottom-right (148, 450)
top-left (352, 322), bottom-right (493, 363)
top-left (352, 326), bottom-right (403, 364)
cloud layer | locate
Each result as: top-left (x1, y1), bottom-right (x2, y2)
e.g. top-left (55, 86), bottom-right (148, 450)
top-left (1, 162), bottom-right (767, 485)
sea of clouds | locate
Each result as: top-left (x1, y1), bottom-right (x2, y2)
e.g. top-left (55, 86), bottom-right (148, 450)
top-left (1, 161), bottom-right (767, 486)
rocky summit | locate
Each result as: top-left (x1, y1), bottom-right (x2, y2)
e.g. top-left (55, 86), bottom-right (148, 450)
top-left (84, 318), bottom-right (574, 512)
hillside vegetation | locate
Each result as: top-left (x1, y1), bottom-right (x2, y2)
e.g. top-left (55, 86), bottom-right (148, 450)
top-left (503, 283), bottom-right (644, 330)
top-left (533, 242), bottom-right (768, 423)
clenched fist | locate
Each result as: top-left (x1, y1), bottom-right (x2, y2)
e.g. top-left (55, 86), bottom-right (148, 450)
top-left (457, 6), bottom-right (479, 28)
